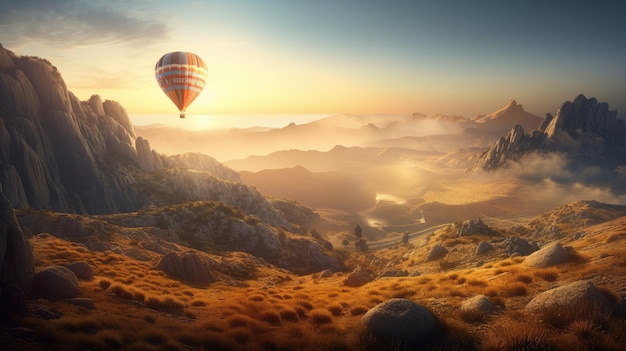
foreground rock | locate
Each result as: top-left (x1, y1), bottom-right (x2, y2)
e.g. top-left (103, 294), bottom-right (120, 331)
top-left (525, 280), bottom-right (609, 312)
top-left (0, 188), bottom-right (34, 312)
top-left (32, 265), bottom-right (80, 300)
top-left (461, 295), bottom-right (496, 314)
top-left (425, 244), bottom-right (448, 262)
top-left (343, 266), bottom-right (375, 287)
top-left (524, 242), bottom-right (571, 268)
top-left (362, 298), bottom-right (435, 344)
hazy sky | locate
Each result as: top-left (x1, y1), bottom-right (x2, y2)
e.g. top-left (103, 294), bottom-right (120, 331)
top-left (1, 0), bottom-right (625, 118)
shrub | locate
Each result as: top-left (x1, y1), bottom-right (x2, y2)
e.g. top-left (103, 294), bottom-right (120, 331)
top-left (145, 295), bottom-right (185, 310)
top-left (310, 309), bottom-right (333, 325)
top-left (279, 308), bottom-right (300, 322)
top-left (259, 311), bottom-right (281, 326)
top-left (327, 304), bottom-right (343, 316)
top-left (479, 318), bottom-right (553, 351)
top-left (350, 306), bottom-right (369, 316)
top-left (500, 282), bottom-right (527, 297)
top-left (533, 267), bottom-right (559, 282)
top-left (515, 274), bottom-right (533, 284)
top-left (99, 279), bottom-right (111, 290)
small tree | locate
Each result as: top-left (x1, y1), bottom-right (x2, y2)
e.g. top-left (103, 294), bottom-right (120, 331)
top-left (355, 239), bottom-right (369, 252)
top-left (354, 224), bottom-right (362, 239)
top-left (342, 239), bottom-right (350, 249)
top-left (402, 232), bottom-right (410, 245)
top-left (324, 241), bottom-right (333, 251)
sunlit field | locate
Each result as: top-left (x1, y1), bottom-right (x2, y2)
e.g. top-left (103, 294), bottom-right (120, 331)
top-left (15, 210), bottom-right (626, 351)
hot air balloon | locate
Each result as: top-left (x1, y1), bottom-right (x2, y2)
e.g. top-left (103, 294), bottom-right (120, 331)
top-left (155, 51), bottom-right (207, 118)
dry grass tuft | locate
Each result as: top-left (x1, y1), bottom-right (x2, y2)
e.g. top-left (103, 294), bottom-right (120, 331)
top-left (533, 267), bottom-right (559, 282)
top-left (309, 309), bottom-right (333, 325)
top-left (500, 282), bottom-right (528, 297)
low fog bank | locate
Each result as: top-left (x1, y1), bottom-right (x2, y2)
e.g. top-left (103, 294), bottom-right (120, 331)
top-left (134, 113), bottom-right (473, 162)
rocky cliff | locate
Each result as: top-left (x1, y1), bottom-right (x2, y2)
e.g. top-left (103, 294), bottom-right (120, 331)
top-left (472, 95), bottom-right (626, 183)
top-left (0, 44), bottom-right (289, 227)
top-left (0, 185), bottom-right (34, 314)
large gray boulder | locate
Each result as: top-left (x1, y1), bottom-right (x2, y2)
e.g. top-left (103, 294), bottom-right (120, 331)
top-left (524, 242), bottom-right (571, 268)
top-left (461, 295), bottom-right (496, 314)
top-left (32, 265), bottom-right (80, 300)
top-left (362, 298), bottom-right (435, 344)
top-left (525, 280), bottom-right (609, 312)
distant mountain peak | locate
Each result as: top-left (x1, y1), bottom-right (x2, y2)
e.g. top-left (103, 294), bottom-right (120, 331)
top-left (470, 99), bottom-right (542, 135)
top-left (471, 94), bottom-right (626, 174)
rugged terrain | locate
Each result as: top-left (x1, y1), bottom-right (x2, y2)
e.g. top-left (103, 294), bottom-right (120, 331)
top-left (0, 44), bottom-right (625, 350)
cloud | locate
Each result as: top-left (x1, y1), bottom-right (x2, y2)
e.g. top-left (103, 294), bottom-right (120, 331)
top-left (0, 0), bottom-right (169, 49)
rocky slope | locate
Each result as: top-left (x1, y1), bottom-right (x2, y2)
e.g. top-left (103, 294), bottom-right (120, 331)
top-left (472, 95), bottom-right (626, 186)
top-left (0, 44), bottom-right (288, 227)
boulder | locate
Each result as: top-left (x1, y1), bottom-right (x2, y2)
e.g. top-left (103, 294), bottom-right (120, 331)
top-left (362, 298), bottom-right (435, 344)
top-left (425, 244), bottom-right (448, 262)
top-left (461, 295), bottom-right (496, 314)
top-left (525, 280), bottom-right (609, 313)
top-left (343, 266), bottom-right (375, 287)
top-left (475, 241), bottom-right (493, 255)
top-left (524, 242), bottom-right (571, 268)
top-left (155, 251), bottom-right (218, 284)
top-left (66, 261), bottom-right (93, 280)
top-left (32, 265), bottom-right (80, 300)
top-left (498, 236), bottom-right (539, 257)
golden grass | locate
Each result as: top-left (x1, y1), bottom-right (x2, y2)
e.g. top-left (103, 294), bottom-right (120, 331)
top-left (19, 217), bottom-right (626, 351)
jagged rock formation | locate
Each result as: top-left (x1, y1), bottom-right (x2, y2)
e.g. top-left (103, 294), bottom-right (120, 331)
top-left (162, 152), bottom-right (241, 183)
top-left (0, 45), bottom-right (160, 213)
top-left (0, 44), bottom-right (289, 228)
top-left (472, 95), bottom-right (626, 180)
top-left (0, 187), bottom-right (34, 312)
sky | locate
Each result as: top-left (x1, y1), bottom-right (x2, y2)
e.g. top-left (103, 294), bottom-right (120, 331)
top-left (1, 0), bottom-right (625, 122)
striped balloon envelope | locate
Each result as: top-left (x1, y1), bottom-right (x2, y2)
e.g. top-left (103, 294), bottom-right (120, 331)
top-left (155, 51), bottom-right (208, 118)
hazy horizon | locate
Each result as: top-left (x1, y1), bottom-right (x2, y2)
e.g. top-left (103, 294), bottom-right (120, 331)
top-left (1, 1), bottom-right (624, 117)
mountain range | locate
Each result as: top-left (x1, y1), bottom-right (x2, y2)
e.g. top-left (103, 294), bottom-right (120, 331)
top-left (1, 43), bottom-right (626, 351)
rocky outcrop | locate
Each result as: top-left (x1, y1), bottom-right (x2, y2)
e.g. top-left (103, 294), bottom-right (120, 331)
top-left (525, 280), bottom-right (609, 313)
top-left (32, 265), bottom-right (80, 300)
top-left (496, 236), bottom-right (539, 257)
top-left (155, 252), bottom-right (218, 284)
top-left (0, 188), bottom-right (34, 312)
top-left (0, 45), bottom-right (292, 230)
top-left (425, 243), bottom-right (448, 262)
top-left (472, 95), bottom-right (626, 175)
top-left (456, 218), bottom-right (498, 236)
top-left (524, 242), bottom-right (571, 268)
top-left (162, 153), bottom-right (240, 183)
top-left (362, 298), bottom-right (435, 344)
top-left (343, 266), bottom-right (375, 287)
top-left (461, 295), bottom-right (497, 314)
top-left (135, 137), bottom-right (163, 172)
